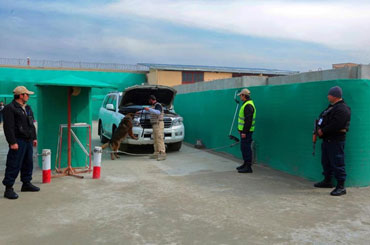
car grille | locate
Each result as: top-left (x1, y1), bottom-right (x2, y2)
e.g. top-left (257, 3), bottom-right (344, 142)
top-left (140, 118), bottom-right (172, 128)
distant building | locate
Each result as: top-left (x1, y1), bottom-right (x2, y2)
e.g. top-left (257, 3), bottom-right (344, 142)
top-left (139, 63), bottom-right (298, 87)
top-left (332, 63), bottom-right (359, 69)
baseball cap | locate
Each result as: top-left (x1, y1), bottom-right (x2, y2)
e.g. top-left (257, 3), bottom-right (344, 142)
top-left (237, 88), bottom-right (251, 96)
top-left (13, 86), bottom-right (34, 95)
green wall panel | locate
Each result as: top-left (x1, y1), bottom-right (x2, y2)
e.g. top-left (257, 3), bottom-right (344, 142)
top-left (0, 67), bottom-right (146, 120)
top-left (174, 79), bottom-right (370, 187)
top-left (37, 86), bottom-right (92, 169)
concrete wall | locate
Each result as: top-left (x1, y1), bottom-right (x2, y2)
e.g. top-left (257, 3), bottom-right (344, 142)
top-left (358, 65), bottom-right (370, 79)
top-left (174, 76), bottom-right (267, 94)
top-left (174, 65), bottom-right (370, 94)
top-left (267, 66), bottom-right (360, 85)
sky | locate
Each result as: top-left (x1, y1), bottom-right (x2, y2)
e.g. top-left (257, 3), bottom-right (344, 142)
top-left (0, 0), bottom-right (369, 72)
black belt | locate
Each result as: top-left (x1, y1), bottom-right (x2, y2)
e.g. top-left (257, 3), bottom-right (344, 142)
top-left (323, 139), bottom-right (345, 143)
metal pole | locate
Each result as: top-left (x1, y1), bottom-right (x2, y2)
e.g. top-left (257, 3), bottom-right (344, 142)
top-left (68, 87), bottom-right (72, 167)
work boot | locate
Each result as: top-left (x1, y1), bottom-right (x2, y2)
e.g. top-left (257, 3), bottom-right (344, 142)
top-left (157, 152), bottom-right (166, 161)
top-left (4, 186), bottom-right (18, 199)
top-left (236, 163), bottom-right (246, 170)
top-left (238, 164), bottom-right (253, 173)
top-left (21, 182), bottom-right (40, 192)
top-left (314, 178), bottom-right (333, 188)
top-left (330, 181), bottom-right (346, 196)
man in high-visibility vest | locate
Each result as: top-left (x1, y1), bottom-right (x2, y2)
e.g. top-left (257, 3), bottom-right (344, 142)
top-left (236, 88), bottom-right (256, 173)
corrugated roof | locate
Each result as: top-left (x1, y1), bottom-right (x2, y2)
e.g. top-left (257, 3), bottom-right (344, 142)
top-left (138, 63), bottom-right (298, 75)
top-left (35, 75), bottom-right (116, 88)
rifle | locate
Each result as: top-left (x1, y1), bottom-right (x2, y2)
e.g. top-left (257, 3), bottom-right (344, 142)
top-left (312, 119), bottom-right (319, 156)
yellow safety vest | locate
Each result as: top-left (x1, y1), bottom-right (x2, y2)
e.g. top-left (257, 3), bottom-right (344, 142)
top-left (238, 100), bottom-right (256, 132)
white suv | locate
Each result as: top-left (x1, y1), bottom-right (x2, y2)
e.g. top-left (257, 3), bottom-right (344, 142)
top-left (98, 85), bottom-right (185, 151)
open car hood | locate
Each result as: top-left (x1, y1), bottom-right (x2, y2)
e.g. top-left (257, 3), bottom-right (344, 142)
top-left (120, 85), bottom-right (177, 107)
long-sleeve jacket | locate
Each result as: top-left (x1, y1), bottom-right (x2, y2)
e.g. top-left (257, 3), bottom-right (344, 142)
top-left (318, 100), bottom-right (351, 141)
top-left (3, 100), bottom-right (37, 145)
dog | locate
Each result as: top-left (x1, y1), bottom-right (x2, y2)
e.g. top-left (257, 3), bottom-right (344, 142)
top-left (101, 113), bottom-right (138, 160)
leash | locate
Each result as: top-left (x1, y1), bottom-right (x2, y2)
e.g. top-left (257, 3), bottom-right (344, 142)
top-left (102, 141), bottom-right (240, 157)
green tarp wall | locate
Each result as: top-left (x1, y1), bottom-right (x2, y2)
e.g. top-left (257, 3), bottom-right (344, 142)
top-left (37, 86), bottom-right (92, 169)
top-left (174, 79), bottom-right (370, 187)
top-left (0, 67), bottom-right (146, 119)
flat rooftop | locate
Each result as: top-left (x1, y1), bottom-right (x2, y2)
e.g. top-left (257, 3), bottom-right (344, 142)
top-left (139, 63), bottom-right (299, 76)
top-left (0, 121), bottom-right (369, 244)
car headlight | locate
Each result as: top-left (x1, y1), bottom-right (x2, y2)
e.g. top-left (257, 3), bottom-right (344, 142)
top-left (172, 117), bottom-right (183, 126)
top-left (132, 117), bottom-right (141, 127)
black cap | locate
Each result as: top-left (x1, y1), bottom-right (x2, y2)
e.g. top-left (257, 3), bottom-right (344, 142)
top-left (328, 86), bottom-right (342, 98)
top-left (149, 95), bottom-right (156, 100)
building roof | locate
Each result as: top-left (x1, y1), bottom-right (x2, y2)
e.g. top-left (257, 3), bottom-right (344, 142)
top-left (138, 63), bottom-right (298, 75)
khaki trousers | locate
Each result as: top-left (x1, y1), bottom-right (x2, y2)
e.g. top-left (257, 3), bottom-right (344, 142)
top-left (152, 121), bottom-right (165, 154)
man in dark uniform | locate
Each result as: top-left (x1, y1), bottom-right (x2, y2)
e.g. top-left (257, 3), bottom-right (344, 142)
top-left (2, 86), bottom-right (40, 199)
top-left (236, 88), bottom-right (256, 173)
top-left (314, 86), bottom-right (351, 196)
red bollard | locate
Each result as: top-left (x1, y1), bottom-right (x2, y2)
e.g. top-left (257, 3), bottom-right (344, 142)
top-left (93, 146), bottom-right (102, 179)
top-left (42, 149), bottom-right (51, 183)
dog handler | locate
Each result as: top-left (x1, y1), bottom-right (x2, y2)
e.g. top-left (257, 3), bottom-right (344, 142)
top-left (236, 88), bottom-right (256, 173)
top-left (2, 86), bottom-right (40, 199)
top-left (145, 95), bottom-right (166, 161)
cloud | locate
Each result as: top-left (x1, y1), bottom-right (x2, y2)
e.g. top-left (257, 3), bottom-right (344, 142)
top-left (1, 0), bottom-right (368, 70)
top-left (104, 0), bottom-right (370, 51)
top-left (11, 0), bottom-right (368, 52)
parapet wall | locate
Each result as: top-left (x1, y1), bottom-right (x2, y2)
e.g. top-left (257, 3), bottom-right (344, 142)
top-left (174, 65), bottom-right (370, 94)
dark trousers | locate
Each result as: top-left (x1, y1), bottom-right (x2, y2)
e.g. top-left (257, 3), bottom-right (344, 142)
top-left (240, 132), bottom-right (253, 164)
top-left (321, 140), bottom-right (346, 182)
top-left (2, 139), bottom-right (34, 187)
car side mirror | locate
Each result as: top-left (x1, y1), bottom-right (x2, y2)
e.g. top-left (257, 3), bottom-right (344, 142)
top-left (106, 104), bottom-right (115, 111)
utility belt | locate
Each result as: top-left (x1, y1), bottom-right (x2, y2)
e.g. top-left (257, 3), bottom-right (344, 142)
top-left (323, 138), bottom-right (345, 143)
top-left (317, 127), bottom-right (348, 134)
top-left (150, 120), bottom-right (164, 125)
top-left (322, 129), bottom-right (347, 143)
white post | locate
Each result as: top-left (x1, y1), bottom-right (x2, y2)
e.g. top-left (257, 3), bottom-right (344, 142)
top-left (93, 146), bottom-right (102, 179)
top-left (42, 149), bottom-right (51, 183)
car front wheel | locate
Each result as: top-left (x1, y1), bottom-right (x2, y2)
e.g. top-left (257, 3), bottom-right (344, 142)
top-left (99, 123), bottom-right (109, 143)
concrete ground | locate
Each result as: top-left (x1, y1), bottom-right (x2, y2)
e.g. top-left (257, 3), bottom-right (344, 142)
top-left (1, 122), bottom-right (370, 245)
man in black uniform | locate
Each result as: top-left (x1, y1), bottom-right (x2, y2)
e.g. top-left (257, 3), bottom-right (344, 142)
top-left (2, 86), bottom-right (40, 199)
top-left (314, 86), bottom-right (351, 196)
